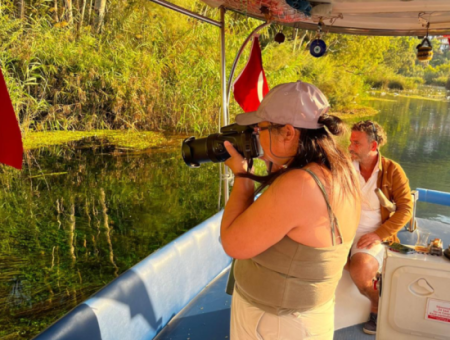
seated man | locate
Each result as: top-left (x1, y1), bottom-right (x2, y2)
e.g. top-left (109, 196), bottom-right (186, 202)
top-left (348, 120), bottom-right (413, 335)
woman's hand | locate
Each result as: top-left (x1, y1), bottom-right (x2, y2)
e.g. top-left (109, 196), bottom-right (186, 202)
top-left (224, 141), bottom-right (252, 175)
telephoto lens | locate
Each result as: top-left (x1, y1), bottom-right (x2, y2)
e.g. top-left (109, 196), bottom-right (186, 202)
top-left (181, 124), bottom-right (263, 168)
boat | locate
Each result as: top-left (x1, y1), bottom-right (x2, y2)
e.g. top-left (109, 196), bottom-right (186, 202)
top-left (34, 1), bottom-right (450, 339)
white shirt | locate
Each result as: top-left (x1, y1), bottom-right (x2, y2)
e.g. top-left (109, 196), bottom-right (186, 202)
top-left (353, 157), bottom-right (382, 235)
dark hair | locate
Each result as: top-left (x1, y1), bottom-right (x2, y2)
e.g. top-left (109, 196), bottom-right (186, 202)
top-left (239, 114), bottom-right (359, 198)
top-left (351, 121), bottom-right (387, 147)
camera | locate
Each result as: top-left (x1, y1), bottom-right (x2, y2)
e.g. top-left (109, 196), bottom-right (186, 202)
top-left (181, 123), bottom-right (264, 168)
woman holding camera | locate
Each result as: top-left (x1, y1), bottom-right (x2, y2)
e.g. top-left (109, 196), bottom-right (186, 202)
top-left (221, 81), bottom-right (361, 339)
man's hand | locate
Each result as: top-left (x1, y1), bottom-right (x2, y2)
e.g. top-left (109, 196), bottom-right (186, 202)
top-left (357, 232), bottom-right (382, 249)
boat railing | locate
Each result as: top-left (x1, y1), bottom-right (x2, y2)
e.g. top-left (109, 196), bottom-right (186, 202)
top-left (416, 188), bottom-right (450, 207)
top-left (405, 188), bottom-right (450, 233)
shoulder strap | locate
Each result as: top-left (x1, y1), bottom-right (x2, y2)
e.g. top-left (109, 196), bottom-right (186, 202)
top-left (302, 169), bottom-right (343, 246)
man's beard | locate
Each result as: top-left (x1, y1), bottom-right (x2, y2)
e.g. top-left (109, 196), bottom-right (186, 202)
top-left (349, 152), bottom-right (361, 162)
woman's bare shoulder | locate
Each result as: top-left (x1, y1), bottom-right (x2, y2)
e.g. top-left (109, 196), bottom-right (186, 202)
top-left (269, 166), bottom-right (325, 199)
top-left (272, 168), bottom-right (314, 185)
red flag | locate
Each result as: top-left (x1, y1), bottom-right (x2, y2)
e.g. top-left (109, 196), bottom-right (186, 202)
top-left (233, 36), bottom-right (269, 112)
top-left (0, 68), bottom-right (23, 169)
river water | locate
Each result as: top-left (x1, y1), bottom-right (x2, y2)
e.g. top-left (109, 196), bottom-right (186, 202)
top-left (1, 94), bottom-right (450, 338)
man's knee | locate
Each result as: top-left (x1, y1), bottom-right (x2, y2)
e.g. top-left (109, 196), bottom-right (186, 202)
top-left (349, 253), bottom-right (379, 286)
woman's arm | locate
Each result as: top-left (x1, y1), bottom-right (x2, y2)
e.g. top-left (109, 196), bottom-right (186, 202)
top-left (220, 142), bottom-right (309, 259)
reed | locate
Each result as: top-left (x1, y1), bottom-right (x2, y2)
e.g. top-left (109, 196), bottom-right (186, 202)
top-left (2, 0), bottom-right (444, 134)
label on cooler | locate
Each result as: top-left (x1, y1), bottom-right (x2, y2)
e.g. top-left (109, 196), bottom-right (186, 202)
top-left (425, 298), bottom-right (450, 324)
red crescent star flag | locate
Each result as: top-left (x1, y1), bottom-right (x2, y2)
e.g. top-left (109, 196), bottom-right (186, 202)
top-left (233, 36), bottom-right (269, 112)
top-left (0, 68), bottom-right (23, 170)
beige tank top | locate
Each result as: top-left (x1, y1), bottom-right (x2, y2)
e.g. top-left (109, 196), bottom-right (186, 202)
top-left (234, 169), bottom-right (353, 315)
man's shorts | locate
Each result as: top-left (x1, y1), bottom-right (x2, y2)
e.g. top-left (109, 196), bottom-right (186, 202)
top-left (350, 233), bottom-right (385, 270)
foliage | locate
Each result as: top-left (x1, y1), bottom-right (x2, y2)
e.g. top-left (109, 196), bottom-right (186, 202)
top-left (365, 66), bottom-right (421, 90)
top-left (2, 0), bottom-right (449, 134)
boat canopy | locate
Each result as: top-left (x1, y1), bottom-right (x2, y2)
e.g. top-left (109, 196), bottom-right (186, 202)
top-left (201, 0), bottom-right (450, 36)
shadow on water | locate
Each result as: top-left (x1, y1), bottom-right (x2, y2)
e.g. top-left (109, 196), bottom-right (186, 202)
top-left (0, 137), bottom-right (219, 339)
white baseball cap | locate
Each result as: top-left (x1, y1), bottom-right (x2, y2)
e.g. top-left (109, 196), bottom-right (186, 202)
top-left (235, 81), bottom-right (330, 129)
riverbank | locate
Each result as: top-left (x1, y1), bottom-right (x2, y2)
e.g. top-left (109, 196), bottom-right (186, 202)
top-left (368, 87), bottom-right (450, 103)
top-left (20, 105), bottom-right (380, 151)
top-left (23, 130), bottom-right (167, 151)
top-left (332, 106), bottom-right (379, 120)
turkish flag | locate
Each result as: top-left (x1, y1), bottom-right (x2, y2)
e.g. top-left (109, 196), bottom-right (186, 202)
top-left (233, 36), bottom-right (269, 112)
top-left (0, 68), bottom-right (23, 169)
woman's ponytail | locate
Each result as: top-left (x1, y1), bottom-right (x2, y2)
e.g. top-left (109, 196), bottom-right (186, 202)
top-left (318, 114), bottom-right (345, 136)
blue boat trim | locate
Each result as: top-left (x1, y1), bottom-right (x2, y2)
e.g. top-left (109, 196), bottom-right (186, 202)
top-left (417, 188), bottom-right (450, 207)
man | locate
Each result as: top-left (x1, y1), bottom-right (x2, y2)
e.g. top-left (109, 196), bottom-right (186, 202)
top-left (348, 121), bottom-right (413, 335)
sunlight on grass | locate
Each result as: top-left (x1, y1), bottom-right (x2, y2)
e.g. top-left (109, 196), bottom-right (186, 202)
top-left (23, 131), bottom-right (167, 150)
top-left (332, 106), bottom-right (379, 120)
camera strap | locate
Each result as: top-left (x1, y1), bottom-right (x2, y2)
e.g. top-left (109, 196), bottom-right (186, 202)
top-left (247, 158), bottom-right (253, 173)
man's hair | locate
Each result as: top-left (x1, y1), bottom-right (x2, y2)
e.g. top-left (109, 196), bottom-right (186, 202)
top-left (351, 121), bottom-right (387, 147)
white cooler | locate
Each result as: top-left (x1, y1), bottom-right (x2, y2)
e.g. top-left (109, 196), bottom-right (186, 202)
top-left (377, 248), bottom-right (450, 340)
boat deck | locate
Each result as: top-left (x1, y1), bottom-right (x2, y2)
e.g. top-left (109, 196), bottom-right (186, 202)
top-left (155, 267), bottom-right (373, 340)
top-left (155, 218), bottom-right (450, 340)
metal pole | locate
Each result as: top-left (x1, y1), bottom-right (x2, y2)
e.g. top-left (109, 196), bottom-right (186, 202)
top-left (220, 6), bottom-right (229, 204)
top-left (149, 0), bottom-right (222, 28)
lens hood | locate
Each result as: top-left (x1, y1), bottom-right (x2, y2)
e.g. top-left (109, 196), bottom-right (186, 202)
top-left (181, 137), bottom-right (200, 168)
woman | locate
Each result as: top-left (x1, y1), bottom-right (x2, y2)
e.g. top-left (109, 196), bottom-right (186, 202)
top-left (221, 81), bottom-right (361, 339)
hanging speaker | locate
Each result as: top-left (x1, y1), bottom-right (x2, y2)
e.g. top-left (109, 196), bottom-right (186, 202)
top-left (310, 39), bottom-right (327, 58)
top-left (417, 37), bottom-right (433, 62)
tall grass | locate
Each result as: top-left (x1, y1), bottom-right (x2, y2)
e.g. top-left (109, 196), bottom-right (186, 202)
top-left (0, 0), bottom-right (439, 134)
top-left (366, 67), bottom-right (423, 90)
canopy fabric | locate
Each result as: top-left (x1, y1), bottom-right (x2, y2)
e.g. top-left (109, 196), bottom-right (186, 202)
top-left (201, 0), bottom-right (450, 36)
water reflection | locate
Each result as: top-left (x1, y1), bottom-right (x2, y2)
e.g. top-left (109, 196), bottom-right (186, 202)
top-left (0, 139), bottom-right (219, 338)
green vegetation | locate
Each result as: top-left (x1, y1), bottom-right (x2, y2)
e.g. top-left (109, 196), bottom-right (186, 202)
top-left (23, 130), bottom-right (167, 150)
top-left (2, 0), bottom-right (449, 136)
top-left (333, 106), bottom-right (379, 120)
